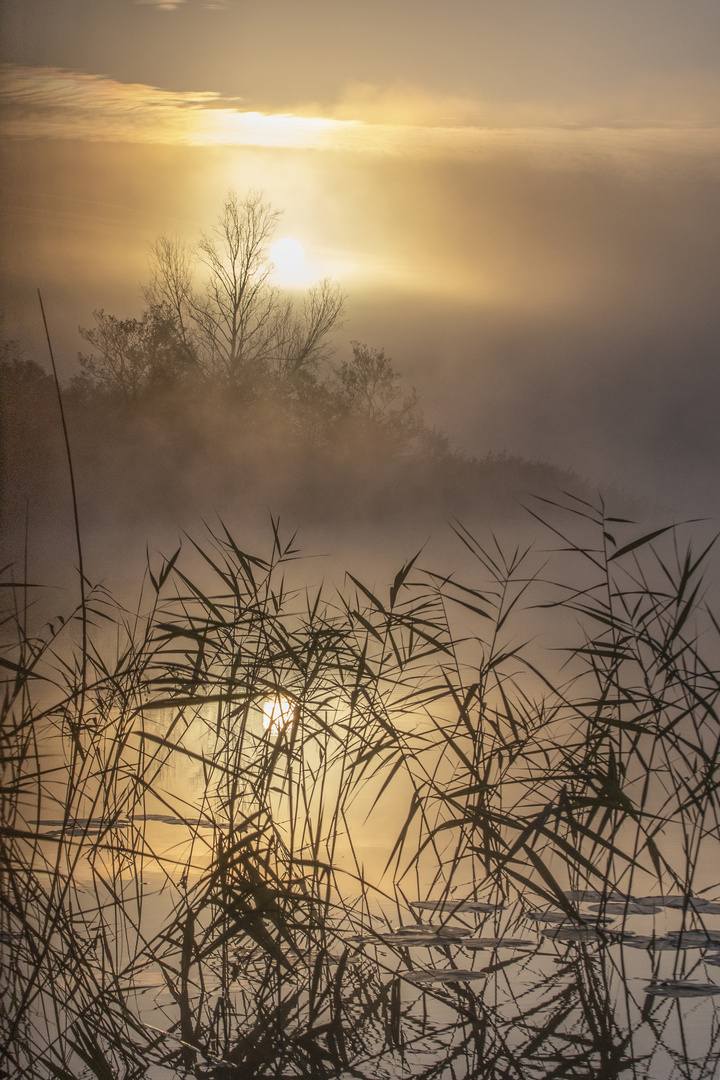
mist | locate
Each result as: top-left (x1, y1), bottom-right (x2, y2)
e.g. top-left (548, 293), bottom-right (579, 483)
top-left (5, 10), bottom-right (720, 1076)
top-left (3, 123), bottom-right (720, 529)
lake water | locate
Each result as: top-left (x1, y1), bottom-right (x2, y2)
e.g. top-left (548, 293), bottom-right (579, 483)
top-left (10, 693), bottom-right (720, 1080)
top-left (5, 507), bottom-right (720, 1078)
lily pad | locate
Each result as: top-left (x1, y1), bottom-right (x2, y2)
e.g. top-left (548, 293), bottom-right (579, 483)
top-left (525, 911), bottom-right (569, 924)
top-left (380, 934), bottom-right (446, 946)
top-left (403, 968), bottom-right (488, 985)
top-left (410, 900), bottom-right (503, 913)
top-left (664, 930), bottom-right (720, 947)
top-left (589, 902), bottom-right (649, 915)
top-left (619, 934), bottom-right (695, 951)
top-left (563, 890), bottom-right (604, 903)
top-left (564, 890), bottom-right (625, 903)
top-left (392, 924), bottom-right (472, 939)
top-left (663, 896), bottom-right (710, 910)
top-left (618, 934), bottom-right (656, 949)
top-left (650, 937), bottom-right (695, 951)
top-left (644, 980), bottom-right (720, 997)
top-left (633, 895), bottom-right (707, 910)
top-left (382, 925), bottom-right (473, 946)
top-left (458, 901), bottom-right (505, 912)
top-left (462, 937), bottom-right (536, 950)
top-left (542, 926), bottom-right (608, 942)
top-left (392, 923), bottom-right (441, 935)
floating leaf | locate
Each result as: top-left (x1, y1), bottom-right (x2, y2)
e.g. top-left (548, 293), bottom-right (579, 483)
top-left (620, 933), bottom-right (713, 951)
top-left (664, 930), bottom-right (720, 947)
top-left (590, 902), bottom-right (649, 915)
top-left (455, 901), bottom-right (504, 913)
top-left (392, 924), bottom-right (471, 938)
top-left (392, 923), bottom-right (441, 935)
top-left (381, 934), bottom-right (452, 947)
top-left (410, 899), bottom-right (503, 913)
top-left (383, 925), bottom-right (472, 946)
top-left (633, 895), bottom-right (707, 909)
top-left (651, 938), bottom-right (694, 952)
top-left (644, 980), bottom-right (720, 998)
top-left (462, 937), bottom-right (536, 950)
top-left (619, 934), bottom-right (656, 949)
top-left (525, 911), bottom-right (569, 924)
top-left (663, 896), bottom-right (710, 910)
top-left (564, 890), bottom-right (625, 903)
top-left (403, 968), bottom-right (488, 985)
top-left (542, 926), bottom-right (609, 942)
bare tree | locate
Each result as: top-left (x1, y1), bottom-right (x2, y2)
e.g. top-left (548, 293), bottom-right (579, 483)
top-left (274, 278), bottom-right (346, 381)
top-left (144, 190), bottom-right (344, 394)
top-left (192, 191), bottom-right (280, 382)
top-left (143, 235), bottom-right (198, 365)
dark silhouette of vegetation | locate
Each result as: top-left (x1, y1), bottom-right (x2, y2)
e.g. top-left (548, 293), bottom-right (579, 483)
top-left (2, 500), bottom-right (720, 1078)
top-left (1, 192), bottom-right (611, 561)
top-left (77, 307), bottom-right (194, 403)
top-left (2, 193), bottom-right (483, 548)
top-left (70, 190), bottom-right (450, 459)
top-left (0, 219), bottom-right (703, 1080)
top-left (129, 189), bottom-right (344, 399)
top-left (78, 187), bottom-right (345, 403)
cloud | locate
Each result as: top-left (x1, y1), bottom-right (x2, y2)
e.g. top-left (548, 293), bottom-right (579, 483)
top-left (3, 65), bottom-right (720, 164)
top-left (304, 72), bottom-right (720, 131)
top-left (2, 72), bottom-right (719, 516)
top-left (135, 0), bottom-right (229, 9)
top-left (329, 81), bottom-right (486, 128)
top-left (135, 0), bottom-right (185, 9)
top-left (0, 65), bottom-right (347, 148)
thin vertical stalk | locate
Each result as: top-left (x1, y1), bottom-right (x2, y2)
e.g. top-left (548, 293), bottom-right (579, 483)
top-left (37, 289), bottom-right (87, 684)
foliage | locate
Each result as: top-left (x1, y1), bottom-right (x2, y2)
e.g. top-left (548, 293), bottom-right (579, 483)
top-left (76, 306), bottom-right (194, 401)
top-left (142, 190), bottom-right (345, 396)
top-left (70, 191), bottom-right (453, 461)
top-left (334, 340), bottom-right (422, 440)
top-left (3, 499), bottom-right (720, 1077)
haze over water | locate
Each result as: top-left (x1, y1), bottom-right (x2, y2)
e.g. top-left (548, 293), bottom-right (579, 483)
top-left (2, 0), bottom-right (720, 528)
top-left (3, 10), bottom-right (720, 1077)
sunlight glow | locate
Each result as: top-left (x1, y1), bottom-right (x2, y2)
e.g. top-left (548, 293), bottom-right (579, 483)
top-left (271, 238), bottom-right (306, 275)
top-left (262, 696), bottom-right (296, 736)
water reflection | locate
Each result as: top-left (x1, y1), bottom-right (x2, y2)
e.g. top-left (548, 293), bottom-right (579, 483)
top-left (262, 696), bottom-right (297, 737)
top-left (5, 505), bottom-right (720, 1077)
top-left (118, 892), bottom-right (720, 1078)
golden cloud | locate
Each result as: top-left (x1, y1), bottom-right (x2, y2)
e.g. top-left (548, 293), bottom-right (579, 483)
top-left (1, 65), bottom-right (718, 167)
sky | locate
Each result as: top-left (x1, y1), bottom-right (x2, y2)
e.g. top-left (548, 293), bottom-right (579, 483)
top-left (2, 0), bottom-right (720, 514)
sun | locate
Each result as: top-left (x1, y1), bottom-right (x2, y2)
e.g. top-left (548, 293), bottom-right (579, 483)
top-left (270, 237), bottom-right (306, 276)
top-left (262, 696), bottom-right (296, 736)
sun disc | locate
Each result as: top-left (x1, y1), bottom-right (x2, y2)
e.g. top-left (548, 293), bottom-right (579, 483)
top-left (270, 237), bottom-right (306, 274)
top-left (262, 696), bottom-right (296, 736)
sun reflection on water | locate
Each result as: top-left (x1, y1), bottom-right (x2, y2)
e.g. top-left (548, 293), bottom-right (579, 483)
top-left (262, 696), bottom-right (296, 736)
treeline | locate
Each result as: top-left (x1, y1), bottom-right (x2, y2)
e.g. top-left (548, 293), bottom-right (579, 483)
top-left (0, 333), bottom-right (452, 534)
top-left (66, 190), bottom-right (447, 460)
top-left (0, 191), bottom-right (457, 543)
top-left (1, 191), bottom-right (593, 547)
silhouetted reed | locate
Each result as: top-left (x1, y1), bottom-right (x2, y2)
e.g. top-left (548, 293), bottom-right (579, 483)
top-left (2, 495), bottom-right (720, 1078)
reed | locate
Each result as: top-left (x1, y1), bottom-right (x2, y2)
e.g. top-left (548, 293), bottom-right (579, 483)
top-left (2, 494), bottom-right (720, 1078)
